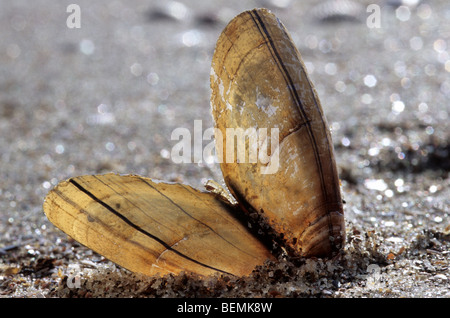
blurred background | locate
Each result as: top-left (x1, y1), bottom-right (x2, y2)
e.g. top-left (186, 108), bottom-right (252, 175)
top-left (0, 0), bottom-right (449, 297)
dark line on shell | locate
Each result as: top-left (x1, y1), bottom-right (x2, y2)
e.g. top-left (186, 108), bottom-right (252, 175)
top-left (249, 9), bottom-right (344, 254)
top-left (68, 178), bottom-right (234, 276)
top-left (92, 175), bottom-right (170, 231)
top-left (139, 177), bottom-right (265, 260)
top-left (248, 9), bottom-right (328, 202)
top-left (52, 187), bottom-right (153, 254)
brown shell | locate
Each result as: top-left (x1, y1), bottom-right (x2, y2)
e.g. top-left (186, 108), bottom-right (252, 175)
top-left (210, 8), bottom-right (345, 257)
top-left (43, 174), bottom-right (274, 277)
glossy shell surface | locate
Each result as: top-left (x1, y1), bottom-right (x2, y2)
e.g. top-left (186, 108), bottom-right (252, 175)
top-left (211, 8), bottom-right (345, 257)
top-left (43, 174), bottom-right (274, 277)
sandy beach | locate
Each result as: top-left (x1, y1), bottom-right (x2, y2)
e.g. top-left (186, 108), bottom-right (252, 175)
top-left (0, 0), bottom-right (449, 298)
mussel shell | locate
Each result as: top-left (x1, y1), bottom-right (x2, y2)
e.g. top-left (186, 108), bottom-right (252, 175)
top-left (211, 8), bottom-right (345, 257)
top-left (43, 174), bottom-right (274, 277)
